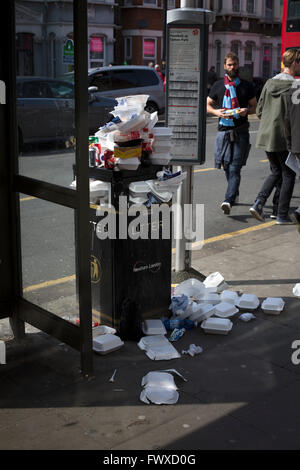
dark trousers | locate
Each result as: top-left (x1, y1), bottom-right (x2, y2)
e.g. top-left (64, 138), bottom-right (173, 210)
top-left (257, 151), bottom-right (295, 219)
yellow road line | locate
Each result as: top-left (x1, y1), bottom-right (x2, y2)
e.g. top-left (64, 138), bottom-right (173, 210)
top-left (24, 220), bottom-right (276, 293)
top-left (260, 159), bottom-right (268, 163)
top-left (23, 274), bottom-right (76, 293)
top-left (194, 168), bottom-right (216, 173)
top-left (172, 220), bottom-right (276, 253)
top-left (20, 196), bottom-right (36, 202)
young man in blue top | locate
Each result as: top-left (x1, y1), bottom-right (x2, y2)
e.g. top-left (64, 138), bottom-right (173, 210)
top-left (207, 52), bottom-right (257, 215)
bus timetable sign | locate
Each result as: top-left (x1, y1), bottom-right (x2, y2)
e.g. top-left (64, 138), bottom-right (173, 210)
top-left (166, 8), bottom-right (214, 166)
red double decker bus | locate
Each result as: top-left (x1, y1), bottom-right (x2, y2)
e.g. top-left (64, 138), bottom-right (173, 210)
top-left (281, 0), bottom-right (300, 64)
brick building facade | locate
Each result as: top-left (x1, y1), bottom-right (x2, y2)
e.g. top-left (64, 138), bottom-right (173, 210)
top-left (114, 0), bottom-right (283, 80)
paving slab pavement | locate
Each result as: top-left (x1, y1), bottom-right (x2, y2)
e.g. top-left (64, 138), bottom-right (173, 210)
top-left (0, 222), bottom-right (300, 451)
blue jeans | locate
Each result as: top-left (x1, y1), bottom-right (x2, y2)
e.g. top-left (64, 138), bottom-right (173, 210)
top-left (214, 131), bottom-right (250, 205)
top-left (224, 164), bottom-right (242, 204)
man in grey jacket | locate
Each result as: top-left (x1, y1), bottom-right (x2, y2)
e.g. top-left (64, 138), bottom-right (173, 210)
top-left (249, 48), bottom-right (300, 225)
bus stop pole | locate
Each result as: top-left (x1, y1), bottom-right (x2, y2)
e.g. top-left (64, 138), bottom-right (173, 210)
top-left (174, 0), bottom-right (196, 273)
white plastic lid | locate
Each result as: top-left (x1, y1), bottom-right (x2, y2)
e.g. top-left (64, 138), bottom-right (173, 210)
top-left (203, 272), bottom-right (225, 288)
top-left (201, 317), bottom-right (233, 331)
top-left (129, 181), bottom-right (151, 193)
top-left (261, 297), bottom-right (285, 311)
top-left (220, 290), bottom-right (239, 304)
top-left (142, 319), bottom-right (167, 335)
top-left (214, 302), bottom-right (239, 318)
top-left (236, 293), bottom-right (259, 309)
top-left (92, 334), bottom-right (124, 353)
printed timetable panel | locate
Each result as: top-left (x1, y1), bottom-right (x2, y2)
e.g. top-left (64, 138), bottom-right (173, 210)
top-left (166, 27), bottom-right (203, 164)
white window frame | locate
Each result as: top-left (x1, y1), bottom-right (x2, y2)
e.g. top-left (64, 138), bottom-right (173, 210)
top-left (143, 37), bottom-right (157, 61)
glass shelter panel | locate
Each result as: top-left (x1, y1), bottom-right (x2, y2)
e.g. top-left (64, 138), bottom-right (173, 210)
top-left (20, 198), bottom-right (79, 324)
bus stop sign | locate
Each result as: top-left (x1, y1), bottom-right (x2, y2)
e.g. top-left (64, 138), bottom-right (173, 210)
top-left (166, 8), bottom-right (214, 166)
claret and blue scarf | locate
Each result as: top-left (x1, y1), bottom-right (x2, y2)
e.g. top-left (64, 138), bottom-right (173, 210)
top-left (220, 74), bottom-right (241, 127)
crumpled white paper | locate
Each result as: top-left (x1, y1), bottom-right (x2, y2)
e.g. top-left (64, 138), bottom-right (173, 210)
top-left (181, 344), bottom-right (203, 357)
top-left (140, 369), bottom-right (187, 405)
top-left (239, 313), bottom-right (256, 322)
top-left (137, 335), bottom-right (181, 360)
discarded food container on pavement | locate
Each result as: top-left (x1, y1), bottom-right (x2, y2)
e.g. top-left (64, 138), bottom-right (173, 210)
top-left (197, 292), bottom-right (220, 305)
top-left (0, 340), bottom-right (6, 364)
top-left (220, 290), bottom-right (239, 305)
top-left (92, 325), bottom-right (116, 338)
top-left (140, 369), bottom-right (187, 405)
top-left (235, 293), bottom-right (260, 310)
top-left (203, 272), bottom-right (228, 292)
top-left (214, 302), bottom-right (239, 318)
top-left (174, 278), bottom-right (206, 300)
top-left (261, 297), bottom-right (285, 315)
top-left (142, 319), bottom-right (167, 336)
top-left (138, 335), bottom-right (181, 360)
top-left (293, 283), bottom-right (300, 298)
top-left (92, 334), bottom-right (124, 355)
top-left (201, 318), bottom-right (233, 335)
top-left (187, 303), bottom-right (215, 323)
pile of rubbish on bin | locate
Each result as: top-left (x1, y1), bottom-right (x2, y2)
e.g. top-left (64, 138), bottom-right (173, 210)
top-left (70, 94), bottom-right (188, 206)
top-left (89, 94), bottom-right (173, 171)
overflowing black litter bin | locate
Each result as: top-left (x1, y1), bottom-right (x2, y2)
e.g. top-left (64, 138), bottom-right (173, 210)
top-left (88, 166), bottom-right (172, 332)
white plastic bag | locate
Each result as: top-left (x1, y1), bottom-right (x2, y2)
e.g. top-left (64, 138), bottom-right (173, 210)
top-left (174, 278), bottom-right (206, 300)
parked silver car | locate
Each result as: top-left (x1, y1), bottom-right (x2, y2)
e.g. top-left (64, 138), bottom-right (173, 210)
top-left (87, 65), bottom-right (165, 115)
top-left (16, 76), bottom-right (117, 148)
top-left (64, 65), bottom-right (165, 115)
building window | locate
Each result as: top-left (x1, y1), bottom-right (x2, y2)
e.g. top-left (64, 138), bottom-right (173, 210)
top-left (168, 0), bottom-right (176, 8)
top-left (217, 0), bottom-right (223, 12)
top-left (265, 0), bottom-right (273, 20)
top-left (124, 37), bottom-right (132, 61)
top-left (16, 32), bottom-right (34, 76)
top-left (246, 0), bottom-right (255, 14)
top-left (245, 42), bottom-right (253, 62)
top-left (231, 41), bottom-right (240, 56)
top-left (143, 0), bottom-right (157, 5)
top-left (124, 0), bottom-right (132, 4)
top-left (215, 40), bottom-right (221, 78)
top-left (232, 0), bottom-right (240, 12)
top-left (89, 36), bottom-right (104, 68)
top-left (143, 38), bottom-right (156, 63)
top-left (263, 44), bottom-right (272, 79)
